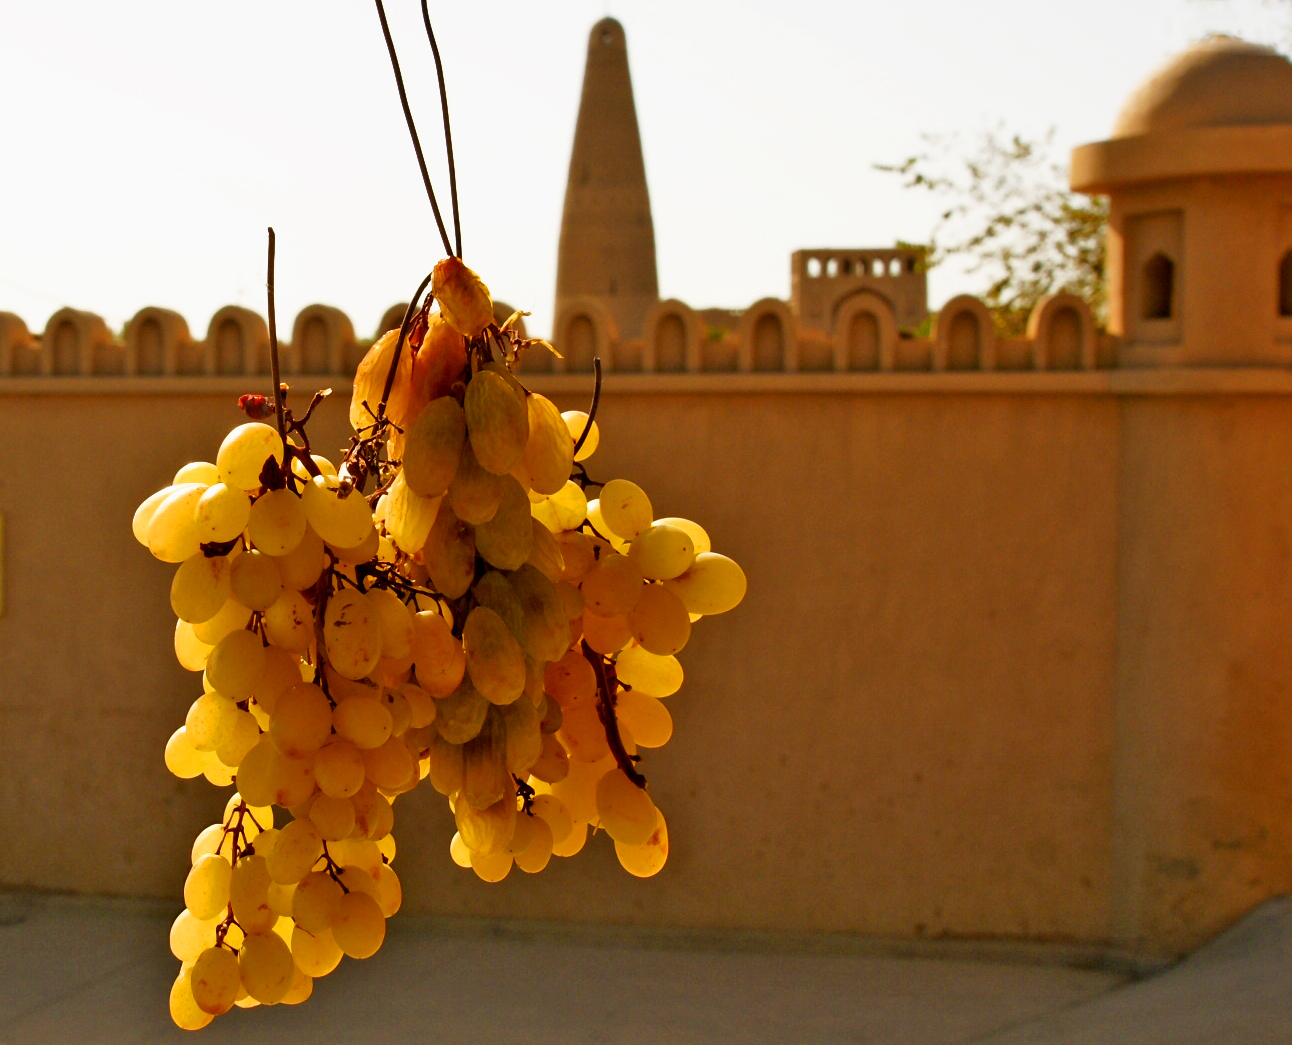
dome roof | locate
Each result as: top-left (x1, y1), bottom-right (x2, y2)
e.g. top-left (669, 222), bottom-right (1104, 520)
top-left (1113, 36), bottom-right (1292, 137)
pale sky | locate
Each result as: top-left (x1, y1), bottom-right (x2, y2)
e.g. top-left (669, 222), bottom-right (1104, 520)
top-left (1, 0), bottom-right (1288, 341)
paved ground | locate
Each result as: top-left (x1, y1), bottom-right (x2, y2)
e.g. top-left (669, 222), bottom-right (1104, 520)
top-left (0, 891), bottom-right (1288, 1044)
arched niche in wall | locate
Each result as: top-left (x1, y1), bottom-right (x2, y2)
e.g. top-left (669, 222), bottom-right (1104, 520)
top-left (124, 308), bottom-right (193, 376)
top-left (933, 295), bottom-right (996, 372)
top-left (41, 308), bottom-right (115, 376)
top-left (290, 305), bottom-right (355, 376)
top-left (832, 290), bottom-right (897, 371)
top-left (553, 297), bottom-right (617, 374)
top-left (738, 298), bottom-right (796, 372)
top-left (0, 313), bottom-right (36, 376)
top-left (642, 299), bottom-right (701, 373)
top-left (205, 307), bottom-right (268, 377)
top-left (1026, 293), bottom-right (1096, 371)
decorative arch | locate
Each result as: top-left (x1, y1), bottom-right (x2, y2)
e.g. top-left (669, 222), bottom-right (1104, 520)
top-left (737, 298), bottom-right (796, 372)
top-left (1026, 293), bottom-right (1096, 371)
top-left (124, 307), bottom-right (192, 377)
top-left (832, 290), bottom-right (898, 371)
top-left (933, 295), bottom-right (996, 372)
top-left (552, 297), bottom-right (617, 374)
top-left (289, 305), bottom-right (355, 376)
top-left (203, 306), bottom-right (268, 378)
top-left (642, 299), bottom-right (701, 373)
top-left (41, 308), bottom-right (114, 377)
top-left (0, 313), bottom-right (35, 376)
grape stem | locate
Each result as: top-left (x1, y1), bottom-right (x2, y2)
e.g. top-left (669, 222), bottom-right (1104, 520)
top-left (572, 357), bottom-right (602, 459)
top-left (420, 0), bottom-right (461, 258)
top-left (582, 640), bottom-right (646, 789)
top-left (266, 227), bottom-right (287, 448)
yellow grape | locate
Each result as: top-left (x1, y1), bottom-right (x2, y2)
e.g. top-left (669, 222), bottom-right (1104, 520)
top-left (202, 752), bottom-right (237, 787)
top-left (368, 588), bottom-right (414, 660)
top-left (230, 550), bottom-right (283, 611)
top-left (580, 554), bottom-right (644, 617)
top-left (291, 925), bottom-right (343, 978)
top-left (449, 832), bottom-right (472, 868)
top-left (663, 552), bottom-right (747, 615)
top-left (206, 629), bottom-right (266, 703)
top-left (463, 606), bottom-right (526, 705)
top-left (314, 738), bottom-right (366, 798)
top-left (281, 966), bottom-right (314, 1005)
top-left (556, 531), bottom-right (596, 582)
top-left (464, 369), bottom-right (528, 475)
top-left (514, 815), bottom-right (554, 873)
top-left (551, 819), bottom-right (589, 858)
top-left (614, 809), bottom-right (669, 877)
top-left (323, 589), bottom-right (383, 680)
top-left (169, 969), bottom-right (214, 1030)
top-left (501, 697), bottom-right (543, 776)
top-left (186, 691), bottom-right (237, 752)
top-left (302, 473), bottom-right (374, 549)
top-left (469, 849), bottom-right (513, 882)
top-left (423, 502), bottom-right (478, 599)
top-left (518, 393), bottom-right (575, 495)
top-left (170, 909), bottom-right (217, 963)
top-left (385, 471), bottom-right (440, 554)
top-left (184, 853), bottom-right (232, 921)
top-left (147, 484), bottom-right (207, 562)
top-left (267, 880), bottom-right (296, 918)
top-left (234, 737), bottom-right (276, 807)
top-left (309, 793), bottom-right (356, 841)
top-left (382, 688), bottom-right (412, 736)
top-left (526, 518), bottom-right (566, 582)
top-left (330, 525), bottom-right (380, 565)
top-left (362, 736), bottom-right (417, 791)
top-left (165, 727), bottom-right (207, 779)
top-left (427, 734), bottom-right (465, 796)
top-left (217, 422), bottom-right (283, 490)
top-left (376, 833), bottom-right (397, 863)
top-left (332, 891), bottom-right (386, 958)
top-left (292, 871), bottom-right (342, 933)
top-left (293, 454), bottom-right (338, 481)
top-left (190, 823), bottom-right (225, 863)
top-left (597, 479), bottom-right (653, 541)
top-left (239, 930), bottom-right (295, 1004)
top-left (557, 704), bottom-right (611, 763)
top-left (653, 516), bottom-right (710, 555)
top-left (596, 769), bottom-right (658, 845)
top-left (504, 810), bottom-right (535, 855)
top-left (263, 589), bottom-right (314, 652)
top-left (250, 646), bottom-right (305, 715)
top-left (447, 439), bottom-right (504, 524)
top-left (133, 485), bottom-right (180, 545)
top-left (273, 526), bottom-right (326, 591)
top-left (193, 595), bottom-right (252, 646)
top-left (353, 786), bottom-right (394, 840)
top-left (173, 461), bottom-right (219, 485)
top-left (561, 409), bottom-right (600, 461)
top-left (550, 756), bottom-right (611, 823)
top-left (194, 483), bottom-right (252, 544)
top-left (268, 747), bottom-right (317, 807)
top-left (403, 395), bottom-right (467, 497)
top-left (266, 818), bottom-right (323, 884)
top-left (544, 649), bottom-right (596, 708)
top-left (170, 553), bottom-right (232, 624)
top-left (455, 794), bottom-right (517, 856)
top-left (401, 683), bottom-right (437, 729)
top-left (614, 690), bottom-right (673, 748)
top-left (530, 793), bottom-right (573, 844)
top-left (626, 584), bottom-right (691, 656)
top-left (229, 854), bottom-right (276, 935)
top-left (270, 682), bottom-right (332, 758)
top-left (248, 488), bottom-right (307, 556)
top-left (614, 646), bottom-right (683, 698)
top-left (529, 732), bottom-right (570, 783)
top-left (174, 619), bottom-right (213, 672)
top-left (333, 697), bottom-right (392, 750)
top-left (475, 476), bottom-right (534, 570)
top-left (581, 611), bottom-right (632, 655)
top-left (627, 524), bottom-right (695, 581)
top-left (411, 610), bottom-right (467, 697)
top-left (548, 480), bottom-right (589, 532)
top-left (215, 709), bottom-right (262, 767)
top-left (511, 565), bottom-right (569, 663)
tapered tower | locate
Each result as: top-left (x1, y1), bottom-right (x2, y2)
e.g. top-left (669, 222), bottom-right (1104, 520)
top-left (555, 18), bottom-right (658, 344)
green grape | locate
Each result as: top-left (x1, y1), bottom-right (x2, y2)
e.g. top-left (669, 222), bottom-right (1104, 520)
top-left (147, 484), bottom-right (207, 563)
top-left (614, 809), bottom-right (668, 877)
top-left (464, 369), bottom-right (528, 475)
top-left (238, 930), bottom-right (295, 1004)
top-left (403, 394), bottom-right (467, 497)
top-left (169, 969), bottom-right (214, 1030)
top-left (165, 727), bottom-right (207, 779)
top-left (230, 550), bottom-right (283, 611)
top-left (292, 871), bottom-right (342, 933)
top-left (463, 606), bottom-right (526, 705)
top-left (514, 815), bottom-right (554, 874)
top-left (427, 733), bottom-right (465, 796)
top-left (206, 629), bottom-right (266, 703)
top-left (194, 483), bottom-right (252, 544)
top-left (272, 525), bottom-right (326, 590)
top-left (323, 589), bottom-right (383, 681)
top-left (184, 853), bottom-right (232, 921)
top-left (314, 738), bottom-right (366, 798)
top-left (500, 697), bottom-right (543, 776)
top-left (614, 646), bottom-right (683, 698)
top-left (186, 691), bottom-right (237, 752)
top-left (302, 473), bottom-right (374, 549)
top-left (663, 552), bottom-right (747, 615)
top-left (561, 409), bottom-right (599, 462)
top-left (385, 471), bottom-right (440, 554)
top-left (461, 710), bottom-right (509, 809)
top-left (263, 589), bottom-right (314, 652)
top-left (511, 566), bottom-right (569, 663)
top-left (266, 818), bottom-right (323, 884)
top-left (614, 690), bottom-right (673, 748)
top-left (229, 853), bottom-right (276, 935)
top-left (596, 768), bottom-right (658, 845)
top-left (580, 554), bottom-right (644, 617)
top-left (446, 438), bottom-right (504, 524)
top-left (248, 487), bottom-right (307, 556)
top-left (626, 584), bottom-right (691, 656)
top-left (170, 552), bottom-right (232, 624)
top-left (291, 924), bottom-right (343, 977)
top-left (475, 476), bottom-right (534, 570)
top-left (331, 891), bottom-right (386, 959)
top-left (627, 524), bottom-right (695, 581)
top-left (169, 909), bottom-right (217, 963)
top-left (217, 422), bottom-right (283, 490)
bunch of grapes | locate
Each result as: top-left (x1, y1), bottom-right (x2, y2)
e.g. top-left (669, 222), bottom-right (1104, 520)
top-left (133, 258), bottom-right (745, 1029)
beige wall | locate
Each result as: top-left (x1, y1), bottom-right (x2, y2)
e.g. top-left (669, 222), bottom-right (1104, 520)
top-left (6, 368), bottom-right (1290, 956)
